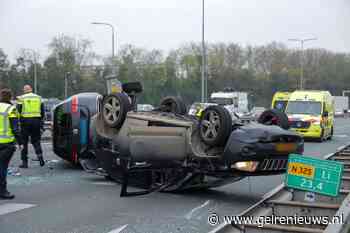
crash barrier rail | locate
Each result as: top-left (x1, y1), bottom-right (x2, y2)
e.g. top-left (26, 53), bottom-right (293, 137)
top-left (210, 144), bottom-right (350, 233)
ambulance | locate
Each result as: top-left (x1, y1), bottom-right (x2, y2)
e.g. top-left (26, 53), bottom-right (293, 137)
top-left (271, 92), bottom-right (291, 112)
top-left (285, 90), bottom-right (334, 141)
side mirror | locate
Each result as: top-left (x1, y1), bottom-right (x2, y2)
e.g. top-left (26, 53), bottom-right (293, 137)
top-left (323, 111), bottom-right (329, 117)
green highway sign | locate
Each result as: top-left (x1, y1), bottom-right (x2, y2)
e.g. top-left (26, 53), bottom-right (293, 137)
top-left (285, 154), bottom-right (344, 197)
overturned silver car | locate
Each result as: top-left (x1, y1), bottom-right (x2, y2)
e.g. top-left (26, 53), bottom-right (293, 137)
top-left (53, 82), bottom-right (303, 196)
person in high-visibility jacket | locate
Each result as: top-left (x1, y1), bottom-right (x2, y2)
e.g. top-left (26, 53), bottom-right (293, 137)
top-left (0, 88), bottom-right (21, 199)
top-left (17, 85), bottom-right (45, 168)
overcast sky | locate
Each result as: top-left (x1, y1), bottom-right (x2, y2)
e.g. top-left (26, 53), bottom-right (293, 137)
top-left (1, 0), bottom-right (349, 61)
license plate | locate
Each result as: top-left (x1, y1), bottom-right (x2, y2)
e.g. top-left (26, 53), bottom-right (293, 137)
top-left (287, 162), bottom-right (315, 179)
top-left (275, 143), bottom-right (297, 152)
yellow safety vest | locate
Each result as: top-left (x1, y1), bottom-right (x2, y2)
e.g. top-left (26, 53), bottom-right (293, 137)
top-left (196, 108), bottom-right (204, 118)
top-left (17, 93), bottom-right (42, 118)
top-left (0, 103), bottom-right (17, 144)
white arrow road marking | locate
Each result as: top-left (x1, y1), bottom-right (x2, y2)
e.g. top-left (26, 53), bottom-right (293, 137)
top-left (108, 224), bottom-right (128, 233)
top-left (0, 203), bottom-right (36, 216)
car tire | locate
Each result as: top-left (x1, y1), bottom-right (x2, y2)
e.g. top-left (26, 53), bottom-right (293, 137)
top-left (258, 109), bottom-right (290, 130)
top-left (159, 96), bottom-right (187, 115)
top-left (199, 105), bottom-right (232, 146)
top-left (102, 93), bottom-right (131, 128)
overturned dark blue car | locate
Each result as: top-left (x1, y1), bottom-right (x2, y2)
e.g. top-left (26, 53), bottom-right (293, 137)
top-left (52, 82), bottom-right (303, 196)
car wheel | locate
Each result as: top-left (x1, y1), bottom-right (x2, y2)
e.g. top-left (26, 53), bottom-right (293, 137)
top-left (159, 96), bottom-right (187, 115)
top-left (258, 109), bottom-right (290, 130)
top-left (102, 93), bottom-right (131, 128)
top-left (199, 106), bottom-right (232, 146)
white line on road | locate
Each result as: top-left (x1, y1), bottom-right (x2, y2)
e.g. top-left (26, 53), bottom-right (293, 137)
top-left (0, 203), bottom-right (36, 216)
top-left (91, 181), bottom-right (116, 186)
top-left (108, 224), bottom-right (129, 233)
top-left (333, 134), bottom-right (349, 138)
top-left (185, 200), bottom-right (211, 220)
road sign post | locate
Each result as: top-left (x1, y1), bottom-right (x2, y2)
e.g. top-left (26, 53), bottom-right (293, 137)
top-left (285, 154), bottom-right (344, 197)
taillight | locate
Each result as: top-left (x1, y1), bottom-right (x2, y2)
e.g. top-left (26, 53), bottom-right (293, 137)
top-left (288, 117), bottom-right (293, 124)
top-left (71, 96), bottom-right (78, 113)
top-left (307, 118), bottom-right (321, 124)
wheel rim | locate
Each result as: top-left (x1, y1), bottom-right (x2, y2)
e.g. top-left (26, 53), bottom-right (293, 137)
top-left (201, 110), bottom-right (221, 140)
top-left (103, 96), bottom-right (121, 125)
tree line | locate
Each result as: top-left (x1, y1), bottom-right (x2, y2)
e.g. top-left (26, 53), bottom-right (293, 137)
top-left (1, 34), bottom-right (350, 107)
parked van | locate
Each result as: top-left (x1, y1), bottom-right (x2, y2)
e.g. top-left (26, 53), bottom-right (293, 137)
top-left (210, 91), bottom-right (249, 117)
top-left (285, 90), bottom-right (334, 141)
top-left (271, 92), bottom-right (291, 112)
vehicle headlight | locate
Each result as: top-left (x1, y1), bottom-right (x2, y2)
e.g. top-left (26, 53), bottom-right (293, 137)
top-left (231, 161), bottom-right (259, 172)
top-left (307, 118), bottom-right (321, 125)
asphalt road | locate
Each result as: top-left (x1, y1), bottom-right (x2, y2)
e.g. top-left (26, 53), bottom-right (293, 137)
top-left (1, 118), bottom-right (350, 233)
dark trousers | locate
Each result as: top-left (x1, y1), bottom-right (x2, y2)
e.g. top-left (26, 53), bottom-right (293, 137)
top-left (0, 144), bottom-right (16, 193)
top-left (21, 118), bottom-right (43, 161)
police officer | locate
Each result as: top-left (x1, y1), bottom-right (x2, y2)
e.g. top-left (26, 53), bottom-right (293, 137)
top-left (17, 85), bottom-right (45, 168)
top-left (0, 88), bottom-right (21, 199)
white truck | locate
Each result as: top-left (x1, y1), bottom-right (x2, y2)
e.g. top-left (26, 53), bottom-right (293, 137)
top-left (333, 96), bottom-right (349, 117)
top-left (210, 91), bottom-right (249, 117)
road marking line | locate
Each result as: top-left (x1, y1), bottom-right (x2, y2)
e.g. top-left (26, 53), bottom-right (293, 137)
top-left (91, 181), bottom-right (116, 186)
top-left (334, 134), bottom-right (349, 138)
top-left (185, 200), bottom-right (210, 220)
top-left (0, 203), bottom-right (36, 216)
top-left (108, 224), bottom-right (128, 233)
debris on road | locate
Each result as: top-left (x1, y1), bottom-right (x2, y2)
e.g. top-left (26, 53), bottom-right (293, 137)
top-left (7, 167), bottom-right (21, 176)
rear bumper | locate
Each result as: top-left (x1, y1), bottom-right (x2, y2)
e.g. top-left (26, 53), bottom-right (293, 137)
top-left (222, 127), bottom-right (304, 174)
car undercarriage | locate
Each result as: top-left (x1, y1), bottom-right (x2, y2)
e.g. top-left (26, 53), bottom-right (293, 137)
top-left (53, 82), bottom-right (304, 197)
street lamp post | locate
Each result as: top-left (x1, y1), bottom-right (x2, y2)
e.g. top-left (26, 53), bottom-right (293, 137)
top-left (33, 57), bottom-right (37, 94)
top-left (288, 38), bottom-right (317, 89)
top-left (24, 49), bottom-right (38, 94)
top-left (201, 0), bottom-right (207, 103)
top-left (65, 72), bottom-right (71, 99)
top-left (91, 22), bottom-right (115, 58)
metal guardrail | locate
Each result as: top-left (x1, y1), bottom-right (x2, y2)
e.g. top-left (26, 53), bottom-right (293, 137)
top-left (210, 144), bottom-right (350, 233)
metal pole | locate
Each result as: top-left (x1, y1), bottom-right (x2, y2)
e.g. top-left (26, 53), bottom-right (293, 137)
top-left (91, 22), bottom-right (115, 58)
top-left (112, 26), bottom-right (115, 58)
top-left (115, 30), bottom-right (117, 56)
top-left (111, 26), bottom-right (116, 75)
top-left (33, 54), bottom-right (37, 94)
top-left (288, 38), bottom-right (317, 90)
top-left (26, 49), bottom-right (38, 94)
top-left (201, 0), bottom-right (206, 103)
top-left (65, 72), bottom-right (70, 99)
top-left (91, 22), bottom-right (116, 74)
top-left (300, 40), bottom-right (304, 90)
